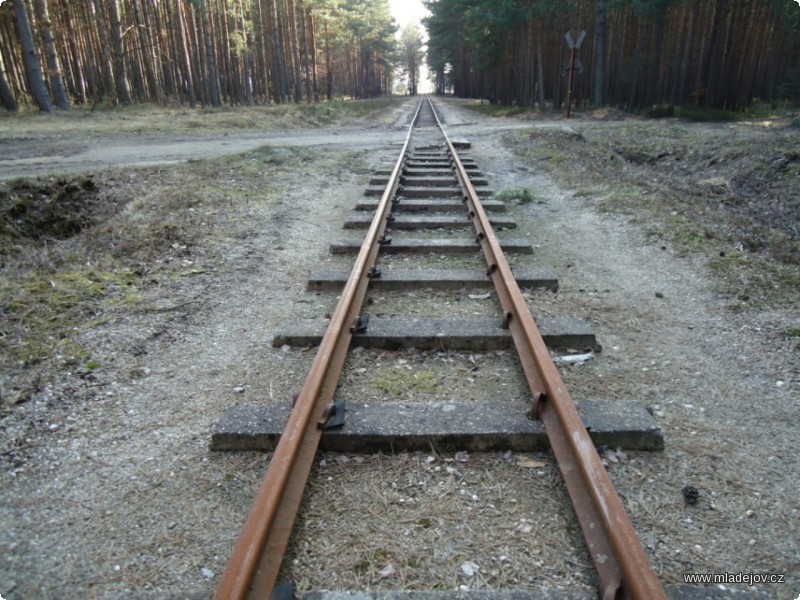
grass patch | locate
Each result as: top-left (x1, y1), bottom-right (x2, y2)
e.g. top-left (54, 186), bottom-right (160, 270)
top-left (676, 105), bottom-right (740, 122)
top-left (642, 104), bottom-right (676, 119)
top-left (374, 368), bottom-right (438, 397)
top-left (505, 122), bottom-right (800, 308)
top-left (0, 269), bottom-right (138, 367)
top-left (708, 254), bottom-right (800, 307)
top-left (0, 97), bottom-right (406, 139)
top-left (495, 187), bottom-right (534, 204)
top-left (464, 103), bottom-right (530, 118)
top-left (640, 104), bottom-right (777, 122)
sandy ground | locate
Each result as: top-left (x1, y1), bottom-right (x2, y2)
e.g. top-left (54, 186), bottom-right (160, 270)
top-left (0, 97), bottom-right (798, 600)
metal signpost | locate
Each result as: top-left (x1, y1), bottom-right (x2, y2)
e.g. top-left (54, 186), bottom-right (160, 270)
top-left (565, 30), bottom-right (585, 118)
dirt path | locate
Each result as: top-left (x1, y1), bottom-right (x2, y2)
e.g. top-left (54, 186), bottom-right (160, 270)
top-left (0, 98), bottom-right (797, 600)
top-left (0, 98), bottom-right (540, 181)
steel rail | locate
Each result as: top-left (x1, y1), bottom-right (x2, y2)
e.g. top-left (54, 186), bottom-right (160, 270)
top-left (213, 99), bottom-right (425, 600)
top-left (426, 97), bottom-right (667, 600)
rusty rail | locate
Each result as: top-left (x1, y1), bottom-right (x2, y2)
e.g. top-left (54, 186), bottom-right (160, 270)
top-left (428, 96), bottom-right (666, 600)
top-left (213, 100), bottom-right (424, 600)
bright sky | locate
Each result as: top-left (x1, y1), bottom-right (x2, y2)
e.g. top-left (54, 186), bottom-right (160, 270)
top-left (389, 0), bottom-right (433, 93)
top-left (389, 0), bottom-right (430, 29)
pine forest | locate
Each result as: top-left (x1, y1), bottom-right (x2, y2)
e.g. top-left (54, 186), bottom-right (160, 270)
top-left (425, 0), bottom-right (800, 111)
top-left (0, 0), bottom-right (408, 111)
top-left (1, 0), bottom-right (800, 113)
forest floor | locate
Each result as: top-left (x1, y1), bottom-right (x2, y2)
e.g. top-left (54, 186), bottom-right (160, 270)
top-left (0, 97), bottom-right (798, 600)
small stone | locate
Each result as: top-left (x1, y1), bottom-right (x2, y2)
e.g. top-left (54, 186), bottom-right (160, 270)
top-left (460, 561), bottom-right (479, 577)
top-left (655, 292), bottom-right (664, 298)
top-left (201, 567), bottom-right (215, 580)
top-left (378, 564), bottom-right (396, 579)
top-left (233, 386), bottom-right (246, 394)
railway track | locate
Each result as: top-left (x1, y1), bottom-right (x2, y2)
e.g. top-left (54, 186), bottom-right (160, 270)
top-left (213, 97), bottom-right (667, 600)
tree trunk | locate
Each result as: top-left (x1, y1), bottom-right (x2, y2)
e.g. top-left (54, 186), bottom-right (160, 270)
top-left (92, 0), bottom-right (117, 103)
top-left (159, 0), bottom-right (179, 98)
top-left (176, 0), bottom-right (197, 107)
top-left (2, 11), bottom-right (27, 97)
top-left (307, 4), bottom-right (318, 102)
top-left (254, 0), bottom-right (270, 102)
top-left (0, 50), bottom-right (18, 111)
top-left (593, 0), bottom-right (606, 107)
top-left (133, 0), bottom-right (160, 102)
top-left (536, 29), bottom-right (545, 112)
top-left (107, 0), bottom-right (132, 104)
top-left (696, 0), bottom-right (725, 107)
top-left (12, 0), bottom-right (52, 111)
top-left (33, 0), bottom-right (69, 108)
top-left (61, 0), bottom-right (86, 103)
top-left (299, 0), bottom-right (311, 102)
top-left (324, 19), bottom-right (332, 100)
top-left (202, 0), bottom-right (221, 106)
top-left (241, 0), bottom-right (254, 105)
top-left (267, 0), bottom-right (287, 102)
top-left (218, 0), bottom-right (234, 103)
top-left (676, 1), bottom-right (696, 103)
top-left (286, 0), bottom-right (302, 101)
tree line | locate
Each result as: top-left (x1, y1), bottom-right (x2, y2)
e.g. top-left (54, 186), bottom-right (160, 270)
top-left (425, 0), bottom-right (800, 111)
top-left (0, 0), bottom-right (421, 112)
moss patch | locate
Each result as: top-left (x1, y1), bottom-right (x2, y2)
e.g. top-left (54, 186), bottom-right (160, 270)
top-left (1, 269), bottom-right (139, 367)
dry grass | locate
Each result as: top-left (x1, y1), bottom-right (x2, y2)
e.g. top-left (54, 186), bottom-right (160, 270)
top-left (286, 451), bottom-right (596, 593)
top-left (0, 98), bottom-right (404, 141)
top-left (0, 144), bottom-right (358, 406)
top-left (506, 120), bottom-right (800, 308)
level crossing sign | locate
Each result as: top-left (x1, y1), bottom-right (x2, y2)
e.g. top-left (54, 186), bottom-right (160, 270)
top-left (565, 30), bottom-right (586, 50)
